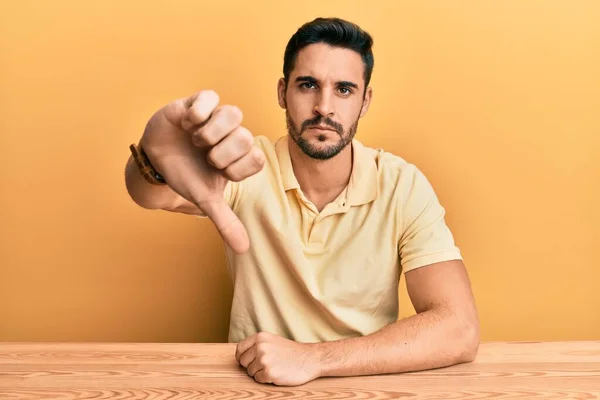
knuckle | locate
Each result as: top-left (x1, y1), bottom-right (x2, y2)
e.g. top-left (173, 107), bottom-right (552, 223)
top-left (196, 89), bottom-right (219, 106)
top-left (251, 148), bottom-right (266, 168)
top-left (188, 90), bottom-right (219, 122)
top-left (189, 106), bottom-right (210, 124)
top-left (196, 127), bottom-right (218, 146)
top-left (263, 367), bottom-right (273, 379)
top-left (224, 170), bottom-right (242, 182)
top-left (236, 127), bottom-right (254, 149)
top-left (256, 342), bottom-right (268, 354)
top-left (258, 354), bottom-right (270, 365)
top-left (206, 149), bottom-right (224, 169)
top-left (222, 105), bottom-right (243, 123)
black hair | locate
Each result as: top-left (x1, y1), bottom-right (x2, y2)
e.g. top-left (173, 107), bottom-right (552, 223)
top-left (283, 17), bottom-right (374, 88)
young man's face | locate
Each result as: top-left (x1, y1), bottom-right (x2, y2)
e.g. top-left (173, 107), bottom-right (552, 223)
top-left (278, 43), bottom-right (372, 160)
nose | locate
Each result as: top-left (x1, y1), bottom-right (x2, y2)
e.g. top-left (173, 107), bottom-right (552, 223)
top-left (313, 90), bottom-right (334, 117)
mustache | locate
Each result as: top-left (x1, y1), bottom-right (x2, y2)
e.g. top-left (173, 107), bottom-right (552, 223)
top-left (300, 116), bottom-right (343, 135)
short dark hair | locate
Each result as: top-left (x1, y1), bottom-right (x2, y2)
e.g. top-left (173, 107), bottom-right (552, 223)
top-left (283, 17), bottom-right (375, 89)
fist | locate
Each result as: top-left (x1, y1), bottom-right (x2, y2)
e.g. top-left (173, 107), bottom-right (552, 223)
top-left (141, 90), bottom-right (266, 253)
top-left (235, 332), bottom-right (323, 386)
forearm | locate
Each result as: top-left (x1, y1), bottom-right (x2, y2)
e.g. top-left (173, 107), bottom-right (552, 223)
top-left (316, 306), bottom-right (479, 377)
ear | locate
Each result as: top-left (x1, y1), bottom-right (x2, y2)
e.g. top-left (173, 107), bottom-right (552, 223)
top-left (277, 78), bottom-right (287, 109)
top-left (359, 86), bottom-right (373, 118)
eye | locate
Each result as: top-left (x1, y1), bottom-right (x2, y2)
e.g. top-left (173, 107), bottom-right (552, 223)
top-left (338, 86), bottom-right (353, 96)
top-left (300, 82), bottom-right (316, 89)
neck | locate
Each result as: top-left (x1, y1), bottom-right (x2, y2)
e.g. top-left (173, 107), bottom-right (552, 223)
top-left (288, 138), bottom-right (353, 208)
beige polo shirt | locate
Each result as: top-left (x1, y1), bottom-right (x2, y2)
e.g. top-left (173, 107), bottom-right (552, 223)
top-left (209, 134), bottom-right (462, 343)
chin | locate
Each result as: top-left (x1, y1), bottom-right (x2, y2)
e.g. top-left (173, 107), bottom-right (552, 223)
top-left (311, 136), bottom-right (336, 145)
top-left (296, 137), bottom-right (347, 160)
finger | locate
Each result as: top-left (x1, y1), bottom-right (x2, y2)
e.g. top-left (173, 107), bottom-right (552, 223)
top-left (235, 334), bottom-right (258, 362)
top-left (182, 90), bottom-right (220, 130)
top-left (206, 126), bottom-right (254, 170)
top-left (239, 345), bottom-right (257, 369)
top-left (222, 146), bottom-right (266, 182)
top-left (246, 358), bottom-right (264, 377)
top-left (163, 98), bottom-right (188, 129)
top-left (192, 105), bottom-right (243, 147)
top-left (254, 369), bottom-right (272, 384)
top-left (199, 199), bottom-right (250, 254)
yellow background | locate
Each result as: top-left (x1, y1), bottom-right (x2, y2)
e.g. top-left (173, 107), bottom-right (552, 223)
top-left (1, 1), bottom-right (598, 343)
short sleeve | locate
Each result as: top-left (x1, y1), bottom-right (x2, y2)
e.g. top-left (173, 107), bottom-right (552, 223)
top-left (397, 167), bottom-right (462, 273)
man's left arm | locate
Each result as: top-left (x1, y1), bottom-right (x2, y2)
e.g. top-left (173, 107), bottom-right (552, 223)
top-left (316, 258), bottom-right (480, 377)
top-left (235, 258), bottom-right (479, 386)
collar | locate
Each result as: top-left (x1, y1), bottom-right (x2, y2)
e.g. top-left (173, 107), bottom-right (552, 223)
top-left (275, 135), bottom-right (379, 206)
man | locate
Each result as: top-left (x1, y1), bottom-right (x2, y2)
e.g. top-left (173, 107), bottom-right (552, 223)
top-left (125, 17), bottom-right (480, 386)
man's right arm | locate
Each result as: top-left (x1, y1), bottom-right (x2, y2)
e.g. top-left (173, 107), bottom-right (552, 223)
top-left (123, 90), bottom-right (264, 253)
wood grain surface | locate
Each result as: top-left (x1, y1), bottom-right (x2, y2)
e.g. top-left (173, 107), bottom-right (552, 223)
top-left (0, 341), bottom-right (598, 399)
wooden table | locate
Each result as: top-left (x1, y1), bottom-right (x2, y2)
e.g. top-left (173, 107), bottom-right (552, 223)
top-left (0, 341), bottom-right (598, 399)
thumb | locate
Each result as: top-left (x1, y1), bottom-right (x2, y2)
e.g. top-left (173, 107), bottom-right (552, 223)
top-left (200, 199), bottom-right (250, 254)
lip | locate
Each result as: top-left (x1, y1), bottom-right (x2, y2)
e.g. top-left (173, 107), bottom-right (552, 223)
top-left (307, 126), bottom-right (336, 132)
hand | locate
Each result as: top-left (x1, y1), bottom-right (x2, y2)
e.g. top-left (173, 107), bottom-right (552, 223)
top-left (141, 90), bottom-right (265, 253)
top-left (235, 332), bottom-right (322, 386)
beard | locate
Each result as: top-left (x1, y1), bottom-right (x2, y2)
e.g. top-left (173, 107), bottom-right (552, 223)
top-left (285, 110), bottom-right (359, 160)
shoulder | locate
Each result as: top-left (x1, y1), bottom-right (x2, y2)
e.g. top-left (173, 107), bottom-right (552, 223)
top-left (360, 142), bottom-right (435, 199)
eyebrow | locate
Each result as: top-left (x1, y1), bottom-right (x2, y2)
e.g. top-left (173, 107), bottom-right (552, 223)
top-left (295, 76), bottom-right (359, 89)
